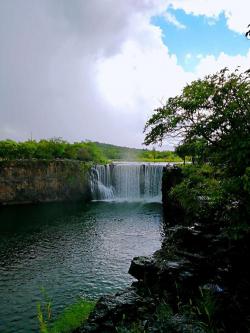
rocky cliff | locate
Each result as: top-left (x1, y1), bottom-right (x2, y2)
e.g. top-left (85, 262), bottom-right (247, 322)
top-left (0, 160), bottom-right (91, 205)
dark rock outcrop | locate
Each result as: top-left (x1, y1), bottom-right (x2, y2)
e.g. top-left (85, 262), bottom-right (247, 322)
top-left (75, 287), bottom-right (156, 333)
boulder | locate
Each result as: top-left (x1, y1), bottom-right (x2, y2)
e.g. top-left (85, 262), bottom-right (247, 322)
top-left (76, 287), bottom-right (146, 333)
top-left (128, 256), bottom-right (158, 282)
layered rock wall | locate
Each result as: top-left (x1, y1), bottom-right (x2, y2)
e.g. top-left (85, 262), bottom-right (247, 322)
top-left (0, 160), bottom-right (91, 205)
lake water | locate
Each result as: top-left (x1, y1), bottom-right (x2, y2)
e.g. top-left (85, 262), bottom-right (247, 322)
top-left (0, 201), bottom-right (163, 332)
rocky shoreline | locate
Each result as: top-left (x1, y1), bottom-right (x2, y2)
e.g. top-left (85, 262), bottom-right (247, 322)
top-left (75, 166), bottom-right (250, 333)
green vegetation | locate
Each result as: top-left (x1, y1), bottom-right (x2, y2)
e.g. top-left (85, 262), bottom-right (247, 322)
top-left (138, 150), bottom-right (182, 162)
top-left (143, 68), bottom-right (250, 331)
top-left (49, 300), bottom-right (95, 333)
top-left (115, 292), bottom-right (218, 333)
top-left (94, 141), bottom-right (182, 162)
top-left (0, 139), bottom-right (106, 163)
top-left (145, 68), bottom-right (250, 174)
top-left (145, 68), bottom-right (250, 228)
top-left (0, 138), bottom-right (181, 163)
top-left (37, 291), bottom-right (95, 333)
top-left (169, 164), bottom-right (223, 216)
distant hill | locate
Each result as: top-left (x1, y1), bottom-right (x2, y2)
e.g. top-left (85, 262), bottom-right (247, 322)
top-left (93, 141), bottom-right (182, 162)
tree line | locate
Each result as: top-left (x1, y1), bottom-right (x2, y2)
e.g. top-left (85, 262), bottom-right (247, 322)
top-left (0, 139), bottom-right (106, 163)
top-left (0, 139), bottom-right (181, 163)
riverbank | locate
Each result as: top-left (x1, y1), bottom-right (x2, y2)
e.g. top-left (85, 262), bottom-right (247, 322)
top-left (0, 159), bottom-right (91, 205)
top-left (76, 165), bottom-right (250, 332)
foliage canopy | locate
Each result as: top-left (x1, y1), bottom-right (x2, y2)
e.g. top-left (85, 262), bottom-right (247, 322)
top-left (144, 68), bottom-right (250, 174)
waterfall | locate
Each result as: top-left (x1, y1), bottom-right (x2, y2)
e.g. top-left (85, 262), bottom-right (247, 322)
top-left (90, 162), bottom-right (165, 202)
top-left (90, 164), bottom-right (114, 200)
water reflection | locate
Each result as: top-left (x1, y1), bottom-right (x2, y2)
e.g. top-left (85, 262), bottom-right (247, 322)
top-left (0, 201), bottom-right (163, 332)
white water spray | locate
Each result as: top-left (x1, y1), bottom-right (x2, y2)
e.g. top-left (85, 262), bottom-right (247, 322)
top-left (90, 162), bottom-right (165, 202)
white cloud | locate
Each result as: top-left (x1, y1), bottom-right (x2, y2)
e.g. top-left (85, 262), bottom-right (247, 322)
top-left (185, 53), bottom-right (192, 62)
top-left (163, 12), bottom-right (186, 29)
top-left (0, 0), bottom-right (249, 149)
top-left (169, 0), bottom-right (250, 34)
top-left (97, 35), bottom-right (193, 112)
top-left (0, 0), bottom-right (193, 148)
top-left (96, 16), bottom-right (194, 139)
top-left (195, 50), bottom-right (250, 77)
top-left (0, 0), bottom-right (172, 147)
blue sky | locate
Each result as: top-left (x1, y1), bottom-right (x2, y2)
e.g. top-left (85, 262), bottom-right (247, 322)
top-left (152, 9), bottom-right (250, 71)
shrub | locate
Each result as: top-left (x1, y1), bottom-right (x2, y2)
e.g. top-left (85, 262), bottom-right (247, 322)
top-left (37, 292), bottom-right (95, 333)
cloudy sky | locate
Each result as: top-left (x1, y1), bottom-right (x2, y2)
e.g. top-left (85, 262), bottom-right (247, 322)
top-left (0, 0), bottom-right (249, 149)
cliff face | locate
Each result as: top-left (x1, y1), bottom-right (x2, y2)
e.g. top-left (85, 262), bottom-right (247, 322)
top-left (0, 160), bottom-right (91, 205)
top-left (162, 165), bottom-right (184, 224)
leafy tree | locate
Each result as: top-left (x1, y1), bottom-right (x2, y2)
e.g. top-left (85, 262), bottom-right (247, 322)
top-left (175, 139), bottom-right (207, 165)
top-left (18, 140), bottom-right (37, 159)
top-left (48, 138), bottom-right (67, 158)
top-left (34, 140), bottom-right (54, 159)
top-left (63, 143), bottom-right (77, 160)
top-left (0, 140), bottom-right (18, 159)
top-left (144, 68), bottom-right (250, 175)
top-left (83, 142), bottom-right (106, 162)
top-left (175, 144), bottom-right (188, 165)
top-left (246, 24), bottom-right (250, 39)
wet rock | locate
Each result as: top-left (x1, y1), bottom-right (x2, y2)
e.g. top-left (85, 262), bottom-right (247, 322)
top-left (76, 287), bottom-right (146, 333)
top-left (169, 226), bottom-right (209, 253)
top-left (175, 250), bottom-right (205, 261)
top-left (128, 256), bottom-right (158, 281)
top-left (158, 258), bottom-right (189, 276)
top-left (157, 258), bottom-right (196, 290)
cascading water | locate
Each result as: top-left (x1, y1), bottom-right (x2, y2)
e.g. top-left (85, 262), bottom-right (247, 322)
top-left (90, 162), bottom-right (165, 202)
top-left (90, 164), bottom-right (114, 200)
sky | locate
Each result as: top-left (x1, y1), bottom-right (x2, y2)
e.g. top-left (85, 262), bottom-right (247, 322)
top-left (0, 0), bottom-right (249, 150)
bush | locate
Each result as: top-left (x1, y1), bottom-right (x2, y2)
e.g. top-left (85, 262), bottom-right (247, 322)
top-left (169, 165), bottom-right (224, 217)
top-left (37, 294), bottom-right (95, 333)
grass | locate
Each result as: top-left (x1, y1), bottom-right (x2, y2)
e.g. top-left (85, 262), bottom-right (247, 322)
top-left (137, 157), bottom-right (183, 163)
top-left (37, 297), bottom-right (96, 333)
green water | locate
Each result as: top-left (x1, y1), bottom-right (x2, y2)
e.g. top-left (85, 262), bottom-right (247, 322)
top-left (0, 201), bottom-right (163, 332)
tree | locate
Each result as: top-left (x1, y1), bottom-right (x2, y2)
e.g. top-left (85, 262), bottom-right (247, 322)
top-left (175, 139), bottom-right (207, 165)
top-left (152, 147), bottom-right (156, 162)
top-left (246, 24), bottom-right (250, 39)
top-left (18, 140), bottom-right (37, 158)
top-left (144, 68), bottom-right (250, 175)
top-left (0, 140), bottom-right (18, 159)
